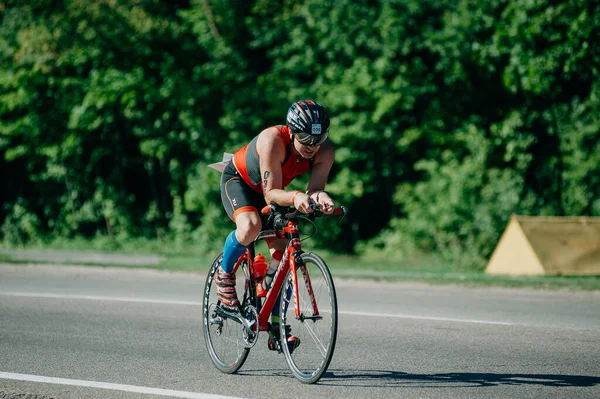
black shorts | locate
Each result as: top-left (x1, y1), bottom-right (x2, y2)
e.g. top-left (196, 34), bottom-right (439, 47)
top-left (220, 162), bottom-right (267, 223)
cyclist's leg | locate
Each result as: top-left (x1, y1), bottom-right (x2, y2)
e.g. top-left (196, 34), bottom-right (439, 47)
top-left (221, 230), bottom-right (246, 273)
top-left (218, 163), bottom-right (264, 308)
top-left (266, 239), bottom-right (299, 352)
top-left (266, 239), bottom-right (287, 322)
top-left (216, 212), bottom-right (262, 308)
top-left (220, 163), bottom-right (266, 269)
top-left (221, 212), bottom-right (262, 272)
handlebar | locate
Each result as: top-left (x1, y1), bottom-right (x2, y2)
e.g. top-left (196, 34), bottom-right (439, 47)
top-left (261, 202), bottom-right (346, 218)
top-left (260, 202), bottom-right (347, 229)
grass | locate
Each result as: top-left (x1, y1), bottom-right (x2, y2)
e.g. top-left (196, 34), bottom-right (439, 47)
top-left (1, 245), bottom-right (599, 291)
top-left (323, 253), bottom-right (600, 291)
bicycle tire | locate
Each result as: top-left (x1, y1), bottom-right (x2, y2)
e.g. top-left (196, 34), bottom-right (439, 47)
top-left (202, 252), bottom-right (250, 374)
top-left (280, 252), bottom-right (338, 384)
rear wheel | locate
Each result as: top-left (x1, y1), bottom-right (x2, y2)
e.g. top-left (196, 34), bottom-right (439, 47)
top-left (202, 252), bottom-right (250, 373)
top-left (280, 252), bottom-right (338, 383)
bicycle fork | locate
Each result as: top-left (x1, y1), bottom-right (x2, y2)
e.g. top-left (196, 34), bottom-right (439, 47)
top-left (275, 250), bottom-right (322, 325)
top-left (298, 262), bottom-right (322, 322)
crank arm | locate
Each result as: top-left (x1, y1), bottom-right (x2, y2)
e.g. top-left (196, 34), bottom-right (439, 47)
top-left (215, 305), bottom-right (256, 331)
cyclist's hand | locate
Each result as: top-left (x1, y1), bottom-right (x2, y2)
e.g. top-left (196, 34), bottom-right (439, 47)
top-left (293, 191), bottom-right (314, 213)
top-left (317, 192), bottom-right (335, 214)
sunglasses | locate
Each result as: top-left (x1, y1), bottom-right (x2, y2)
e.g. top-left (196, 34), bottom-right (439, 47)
top-left (295, 131), bottom-right (328, 147)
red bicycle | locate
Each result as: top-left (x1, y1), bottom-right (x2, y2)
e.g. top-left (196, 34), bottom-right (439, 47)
top-left (203, 202), bottom-right (346, 384)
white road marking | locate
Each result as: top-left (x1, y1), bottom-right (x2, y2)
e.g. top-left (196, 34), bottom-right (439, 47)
top-left (0, 291), bottom-right (199, 306)
top-left (0, 291), bottom-right (515, 326)
top-left (0, 372), bottom-right (242, 399)
top-left (340, 310), bottom-right (516, 326)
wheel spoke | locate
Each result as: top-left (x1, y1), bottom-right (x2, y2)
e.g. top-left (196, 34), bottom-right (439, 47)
top-left (302, 318), bottom-right (328, 357)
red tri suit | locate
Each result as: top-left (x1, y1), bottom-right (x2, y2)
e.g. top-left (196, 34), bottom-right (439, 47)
top-left (233, 125), bottom-right (312, 193)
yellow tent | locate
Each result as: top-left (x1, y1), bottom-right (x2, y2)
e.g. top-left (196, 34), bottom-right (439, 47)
top-left (485, 216), bottom-right (600, 276)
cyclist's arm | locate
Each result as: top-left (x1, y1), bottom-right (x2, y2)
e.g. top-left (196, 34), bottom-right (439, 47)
top-left (306, 140), bottom-right (335, 213)
top-left (257, 128), bottom-right (297, 207)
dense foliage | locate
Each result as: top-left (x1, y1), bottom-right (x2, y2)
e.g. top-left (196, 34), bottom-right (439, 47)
top-left (1, 0), bottom-right (598, 268)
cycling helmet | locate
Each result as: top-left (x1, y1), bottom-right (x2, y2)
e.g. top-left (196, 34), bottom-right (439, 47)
top-left (286, 100), bottom-right (330, 146)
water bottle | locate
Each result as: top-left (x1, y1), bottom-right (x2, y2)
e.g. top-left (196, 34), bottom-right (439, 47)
top-left (253, 253), bottom-right (268, 297)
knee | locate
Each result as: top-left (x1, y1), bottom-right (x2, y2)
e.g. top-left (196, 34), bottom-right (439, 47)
top-left (236, 215), bottom-right (262, 245)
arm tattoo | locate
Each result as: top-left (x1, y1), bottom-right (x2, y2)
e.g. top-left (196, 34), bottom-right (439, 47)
top-left (262, 171), bottom-right (271, 191)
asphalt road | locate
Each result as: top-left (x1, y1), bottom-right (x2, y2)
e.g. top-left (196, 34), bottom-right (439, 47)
top-left (1, 264), bottom-right (599, 399)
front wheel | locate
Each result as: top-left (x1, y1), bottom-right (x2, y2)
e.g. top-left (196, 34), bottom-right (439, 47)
top-left (280, 252), bottom-right (338, 384)
top-left (202, 252), bottom-right (250, 373)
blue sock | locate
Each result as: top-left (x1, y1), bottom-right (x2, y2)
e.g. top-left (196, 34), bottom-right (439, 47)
top-left (221, 230), bottom-right (247, 273)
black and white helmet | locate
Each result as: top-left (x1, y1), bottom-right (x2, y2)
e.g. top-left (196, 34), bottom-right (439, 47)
top-left (286, 100), bottom-right (330, 146)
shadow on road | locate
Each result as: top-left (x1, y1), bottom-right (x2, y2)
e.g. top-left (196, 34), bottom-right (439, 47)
top-left (316, 370), bottom-right (600, 388)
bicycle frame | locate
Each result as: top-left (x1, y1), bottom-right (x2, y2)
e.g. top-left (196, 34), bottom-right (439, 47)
top-left (232, 216), bottom-right (320, 332)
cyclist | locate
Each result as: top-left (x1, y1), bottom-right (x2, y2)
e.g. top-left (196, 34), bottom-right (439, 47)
top-left (217, 100), bottom-right (336, 349)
